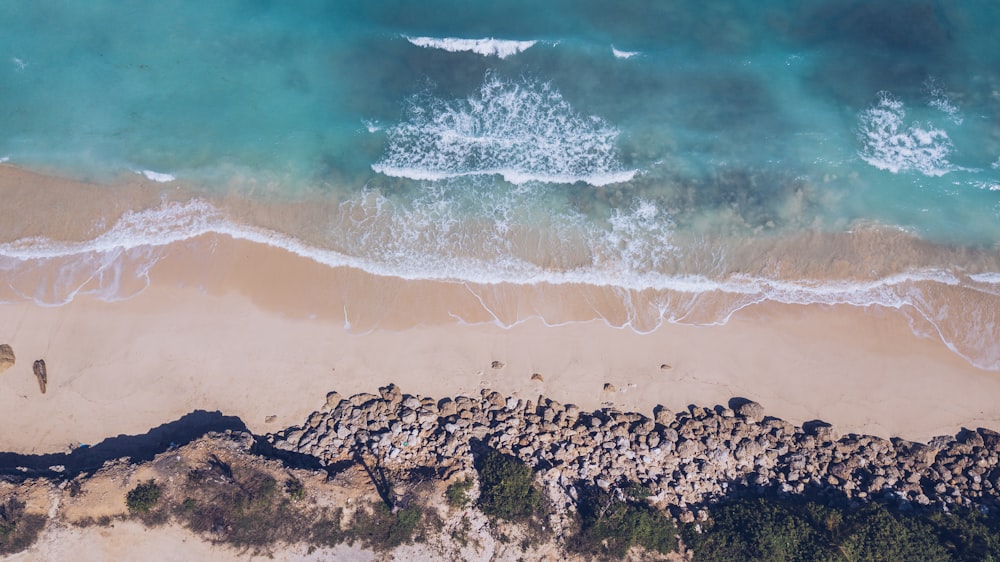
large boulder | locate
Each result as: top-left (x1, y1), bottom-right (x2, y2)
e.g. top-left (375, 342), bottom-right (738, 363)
top-left (0, 344), bottom-right (13, 373)
top-left (735, 400), bottom-right (765, 423)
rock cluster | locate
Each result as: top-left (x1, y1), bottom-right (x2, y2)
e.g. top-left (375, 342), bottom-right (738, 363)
top-left (269, 386), bottom-right (1000, 517)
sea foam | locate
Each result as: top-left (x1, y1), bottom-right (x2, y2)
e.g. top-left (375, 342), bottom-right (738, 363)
top-left (404, 36), bottom-right (536, 59)
top-left (857, 92), bottom-right (956, 177)
top-left (611, 46), bottom-right (640, 59)
top-left (137, 169), bottom-right (176, 183)
top-left (372, 74), bottom-right (637, 186)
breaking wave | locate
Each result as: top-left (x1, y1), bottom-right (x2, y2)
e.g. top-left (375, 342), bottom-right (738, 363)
top-left (2, 196), bottom-right (999, 370)
top-left (857, 92), bottom-right (957, 177)
top-left (403, 36), bottom-right (536, 58)
top-left (371, 74), bottom-right (637, 187)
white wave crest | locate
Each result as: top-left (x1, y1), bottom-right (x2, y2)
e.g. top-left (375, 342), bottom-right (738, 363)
top-left (137, 169), bottom-right (176, 183)
top-left (857, 92), bottom-right (956, 177)
top-left (404, 36), bottom-right (536, 59)
top-left (611, 46), bottom-right (640, 59)
top-left (372, 74), bottom-right (637, 186)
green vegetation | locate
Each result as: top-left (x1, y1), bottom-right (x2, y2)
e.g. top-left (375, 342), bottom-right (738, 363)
top-left (125, 480), bottom-right (162, 514)
top-left (570, 482), bottom-right (677, 559)
top-left (350, 503), bottom-right (424, 550)
top-left (0, 497), bottom-right (45, 555)
top-left (474, 448), bottom-right (541, 521)
top-left (284, 477), bottom-right (306, 501)
top-left (683, 496), bottom-right (1000, 562)
top-left (171, 459), bottom-right (436, 553)
top-left (445, 478), bottom-right (473, 508)
top-left (176, 465), bottom-right (309, 548)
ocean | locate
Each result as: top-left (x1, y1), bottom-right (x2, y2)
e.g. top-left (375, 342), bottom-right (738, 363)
top-left (1, 1), bottom-right (999, 368)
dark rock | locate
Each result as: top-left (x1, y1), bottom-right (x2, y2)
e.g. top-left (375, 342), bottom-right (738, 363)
top-left (33, 359), bottom-right (47, 394)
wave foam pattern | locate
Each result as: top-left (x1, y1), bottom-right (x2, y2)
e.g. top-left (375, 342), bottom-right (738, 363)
top-left (611, 46), bottom-right (640, 59)
top-left (372, 75), bottom-right (636, 187)
top-left (404, 36), bottom-right (536, 58)
top-left (857, 93), bottom-right (956, 176)
top-left (1, 197), bottom-right (999, 370)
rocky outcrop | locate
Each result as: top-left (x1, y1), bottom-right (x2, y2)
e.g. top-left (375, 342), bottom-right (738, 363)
top-left (0, 344), bottom-right (14, 374)
top-left (32, 359), bottom-right (47, 394)
top-left (269, 385), bottom-right (1000, 517)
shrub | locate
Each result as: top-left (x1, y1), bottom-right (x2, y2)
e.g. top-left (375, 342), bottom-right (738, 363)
top-left (175, 465), bottom-right (310, 548)
top-left (126, 480), bottom-right (162, 514)
top-left (570, 483), bottom-right (677, 558)
top-left (0, 498), bottom-right (45, 555)
top-left (681, 496), bottom-right (996, 562)
top-left (350, 503), bottom-right (423, 550)
top-left (474, 448), bottom-right (540, 521)
top-left (285, 477), bottom-right (306, 501)
top-left (445, 478), bottom-right (473, 508)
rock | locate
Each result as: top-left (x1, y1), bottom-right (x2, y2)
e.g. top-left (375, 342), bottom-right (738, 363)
top-left (491, 360), bottom-right (505, 369)
top-left (0, 344), bottom-right (14, 373)
top-left (654, 406), bottom-right (674, 427)
top-left (33, 359), bottom-right (47, 394)
top-left (659, 363), bottom-right (672, 370)
top-left (484, 391), bottom-right (505, 409)
top-left (829, 462), bottom-right (851, 480)
top-left (531, 373), bottom-right (544, 382)
top-left (265, 415), bottom-right (277, 424)
top-left (400, 409), bottom-right (417, 424)
top-left (324, 391), bottom-right (342, 408)
top-left (603, 383), bottom-right (616, 393)
top-left (379, 384), bottom-right (402, 406)
top-left (438, 398), bottom-right (457, 417)
top-left (735, 400), bottom-right (764, 423)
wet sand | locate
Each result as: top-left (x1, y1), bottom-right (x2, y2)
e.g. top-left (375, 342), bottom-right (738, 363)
top-left (1, 233), bottom-right (999, 455)
top-left (2, 165), bottom-right (1000, 454)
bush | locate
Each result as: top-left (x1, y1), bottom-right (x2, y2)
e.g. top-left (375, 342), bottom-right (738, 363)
top-left (445, 478), bottom-right (473, 508)
top-left (285, 477), bottom-right (305, 501)
top-left (474, 449), bottom-right (540, 521)
top-left (570, 483), bottom-right (677, 558)
top-left (0, 498), bottom-right (45, 555)
top-left (126, 480), bottom-right (162, 514)
top-left (682, 496), bottom-right (999, 562)
top-left (350, 503), bottom-right (423, 551)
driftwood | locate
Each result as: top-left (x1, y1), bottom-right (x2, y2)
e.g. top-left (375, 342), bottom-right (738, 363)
top-left (32, 359), bottom-right (47, 394)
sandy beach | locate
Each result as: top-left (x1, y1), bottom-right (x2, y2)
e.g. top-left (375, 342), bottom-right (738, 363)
top-left (2, 230), bottom-right (999, 456)
top-left (0, 165), bottom-right (999, 455)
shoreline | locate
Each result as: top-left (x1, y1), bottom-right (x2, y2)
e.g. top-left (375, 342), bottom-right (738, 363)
top-left (2, 164), bottom-right (1000, 454)
top-left (1, 233), bottom-right (999, 455)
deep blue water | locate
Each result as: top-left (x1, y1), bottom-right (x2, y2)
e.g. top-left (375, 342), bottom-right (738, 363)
top-left (2, 1), bottom-right (1000, 366)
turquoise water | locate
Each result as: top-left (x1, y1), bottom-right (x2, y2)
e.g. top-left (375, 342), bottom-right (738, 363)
top-left (2, 1), bottom-right (1000, 365)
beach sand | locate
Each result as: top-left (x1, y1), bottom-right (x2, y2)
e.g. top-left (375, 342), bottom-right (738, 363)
top-left (2, 164), bottom-right (1000, 455)
top-left (1, 231), bottom-right (998, 456)
top-left (3, 166), bottom-right (1000, 561)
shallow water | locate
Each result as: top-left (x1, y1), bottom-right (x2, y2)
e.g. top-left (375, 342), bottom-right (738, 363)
top-left (1, 1), bottom-right (999, 368)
